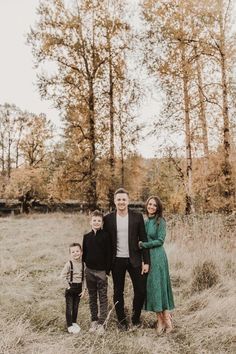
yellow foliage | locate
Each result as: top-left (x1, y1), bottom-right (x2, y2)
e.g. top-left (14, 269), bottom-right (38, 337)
top-left (4, 167), bottom-right (48, 200)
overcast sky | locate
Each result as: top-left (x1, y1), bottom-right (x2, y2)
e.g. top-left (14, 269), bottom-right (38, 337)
top-left (4, 1), bottom-right (235, 158)
top-left (0, 1), bottom-right (63, 126)
top-left (0, 0), bottom-right (162, 158)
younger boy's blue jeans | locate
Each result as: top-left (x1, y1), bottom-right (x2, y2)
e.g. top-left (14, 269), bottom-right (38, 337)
top-left (65, 283), bottom-right (82, 327)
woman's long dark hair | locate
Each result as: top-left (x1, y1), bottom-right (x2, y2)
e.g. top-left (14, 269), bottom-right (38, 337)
top-left (145, 196), bottom-right (163, 225)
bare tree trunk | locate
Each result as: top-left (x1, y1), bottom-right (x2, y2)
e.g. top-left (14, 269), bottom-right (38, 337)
top-left (15, 145), bottom-right (19, 168)
top-left (0, 133), bottom-right (5, 175)
top-left (7, 133), bottom-right (12, 178)
top-left (15, 125), bottom-right (24, 168)
top-left (88, 81), bottom-right (97, 210)
top-left (218, 6), bottom-right (234, 202)
top-left (82, 11), bottom-right (98, 210)
top-left (195, 46), bottom-right (209, 171)
top-left (107, 30), bottom-right (115, 209)
top-left (120, 139), bottom-right (125, 187)
top-left (118, 111), bottom-right (125, 187)
top-left (181, 42), bottom-right (194, 214)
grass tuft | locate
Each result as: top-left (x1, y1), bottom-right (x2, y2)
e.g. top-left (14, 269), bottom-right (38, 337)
top-left (191, 260), bottom-right (220, 293)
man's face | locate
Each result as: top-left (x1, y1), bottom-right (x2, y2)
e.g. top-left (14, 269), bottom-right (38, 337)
top-left (114, 192), bottom-right (129, 212)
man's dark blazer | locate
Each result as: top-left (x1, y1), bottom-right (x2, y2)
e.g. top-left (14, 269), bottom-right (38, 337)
top-left (103, 209), bottom-right (150, 268)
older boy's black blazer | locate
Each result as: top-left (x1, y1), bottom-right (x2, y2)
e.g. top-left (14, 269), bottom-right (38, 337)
top-left (103, 209), bottom-right (150, 268)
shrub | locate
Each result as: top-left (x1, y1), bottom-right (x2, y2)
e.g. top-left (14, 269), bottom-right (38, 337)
top-left (191, 261), bottom-right (219, 293)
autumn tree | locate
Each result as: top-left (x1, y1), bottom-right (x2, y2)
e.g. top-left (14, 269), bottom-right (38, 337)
top-left (142, 0), bottom-right (236, 213)
top-left (28, 0), bottom-right (142, 209)
top-left (19, 113), bottom-right (53, 167)
top-left (199, 0), bottom-right (236, 208)
top-left (28, 0), bottom-right (108, 207)
top-left (142, 0), bottom-right (198, 213)
top-left (0, 104), bottom-right (27, 177)
top-left (102, 0), bottom-right (133, 208)
top-left (0, 103), bottom-right (54, 203)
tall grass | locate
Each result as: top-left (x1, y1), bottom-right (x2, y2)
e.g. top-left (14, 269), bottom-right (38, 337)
top-left (0, 212), bottom-right (235, 353)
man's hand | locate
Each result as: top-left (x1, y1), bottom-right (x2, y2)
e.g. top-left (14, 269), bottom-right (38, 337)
top-left (80, 288), bottom-right (87, 298)
top-left (141, 263), bottom-right (149, 275)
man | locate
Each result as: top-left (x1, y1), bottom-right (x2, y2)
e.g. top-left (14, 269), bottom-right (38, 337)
top-left (103, 188), bottom-right (150, 330)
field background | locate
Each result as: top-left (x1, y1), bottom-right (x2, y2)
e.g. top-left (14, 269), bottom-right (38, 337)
top-left (0, 213), bottom-right (235, 354)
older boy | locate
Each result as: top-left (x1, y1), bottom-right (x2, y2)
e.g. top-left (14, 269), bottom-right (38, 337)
top-left (82, 210), bottom-right (111, 334)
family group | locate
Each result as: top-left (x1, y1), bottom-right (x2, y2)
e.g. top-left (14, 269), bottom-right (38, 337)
top-left (60, 188), bottom-right (175, 335)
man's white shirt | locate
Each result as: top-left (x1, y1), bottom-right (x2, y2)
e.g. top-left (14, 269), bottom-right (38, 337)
top-left (116, 213), bottom-right (129, 257)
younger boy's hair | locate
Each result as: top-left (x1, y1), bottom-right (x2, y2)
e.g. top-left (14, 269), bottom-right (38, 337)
top-left (91, 209), bottom-right (103, 218)
top-left (69, 242), bottom-right (82, 252)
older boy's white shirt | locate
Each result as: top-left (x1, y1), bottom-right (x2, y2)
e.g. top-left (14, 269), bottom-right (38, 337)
top-left (116, 213), bottom-right (129, 257)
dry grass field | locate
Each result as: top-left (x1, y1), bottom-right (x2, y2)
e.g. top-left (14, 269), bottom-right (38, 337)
top-left (0, 212), bottom-right (235, 354)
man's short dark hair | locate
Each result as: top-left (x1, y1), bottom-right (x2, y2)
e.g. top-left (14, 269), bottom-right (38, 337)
top-left (91, 209), bottom-right (103, 218)
top-left (114, 188), bottom-right (129, 196)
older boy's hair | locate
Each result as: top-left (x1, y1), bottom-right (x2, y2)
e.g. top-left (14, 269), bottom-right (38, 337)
top-left (69, 242), bottom-right (82, 252)
top-left (114, 187), bottom-right (129, 196)
top-left (91, 209), bottom-right (103, 218)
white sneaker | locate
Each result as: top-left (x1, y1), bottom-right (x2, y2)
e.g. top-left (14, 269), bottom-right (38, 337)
top-left (96, 324), bottom-right (105, 335)
top-left (68, 325), bottom-right (80, 334)
top-left (89, 321), bottom-right (98, 333)
top-left (72, 323), bottom-right (81, 333)
top-left (67, 325), bottom-right (74, 333)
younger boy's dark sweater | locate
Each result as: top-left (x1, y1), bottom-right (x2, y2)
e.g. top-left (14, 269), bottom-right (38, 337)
top-left (82, 229), bottom-right (111, 274)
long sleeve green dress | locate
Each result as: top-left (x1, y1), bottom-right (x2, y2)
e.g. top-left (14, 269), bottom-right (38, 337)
top-left (140, 217), bottom-right (174, 312)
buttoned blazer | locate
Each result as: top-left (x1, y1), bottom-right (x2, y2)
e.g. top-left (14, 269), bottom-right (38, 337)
top-left (103, 209), bottom-right (150, 268)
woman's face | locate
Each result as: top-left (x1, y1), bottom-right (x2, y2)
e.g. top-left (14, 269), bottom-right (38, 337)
top-left (147, 198), bottom-right (157, 216)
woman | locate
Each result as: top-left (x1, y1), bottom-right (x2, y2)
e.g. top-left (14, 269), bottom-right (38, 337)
top-left (139, 196), bottom-right (174, 334)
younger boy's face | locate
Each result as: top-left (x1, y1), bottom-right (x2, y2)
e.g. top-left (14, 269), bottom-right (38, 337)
top-left (70, 246), bottom-right (81, 260)
top-left (91, 216), bottom-right (103, 231)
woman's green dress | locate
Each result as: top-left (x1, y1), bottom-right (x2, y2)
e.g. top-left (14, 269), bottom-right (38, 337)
top-left (141, 217), bottom-right (174, 312)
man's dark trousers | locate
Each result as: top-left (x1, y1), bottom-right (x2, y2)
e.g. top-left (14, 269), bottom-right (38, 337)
top-left (112, 257), bottom-right (147, 325)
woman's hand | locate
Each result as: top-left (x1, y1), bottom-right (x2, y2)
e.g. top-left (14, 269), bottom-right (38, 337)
top-left (138, 241), bottom-right (143, 249)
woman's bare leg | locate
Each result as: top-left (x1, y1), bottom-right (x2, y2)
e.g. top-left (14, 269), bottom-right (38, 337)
top-left (156, 312), bottom-right (165, 335)
top-left (163, 310), bottom-right (173, 333)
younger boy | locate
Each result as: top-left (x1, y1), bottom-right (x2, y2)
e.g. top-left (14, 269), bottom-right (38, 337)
top-left (82, 210), bottom-right (111, 334)
top-left (61, 242), bottom-right (85, 334)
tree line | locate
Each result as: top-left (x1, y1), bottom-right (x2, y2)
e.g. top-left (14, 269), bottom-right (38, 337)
top-left (0, 0), bottom-right (235, 213)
